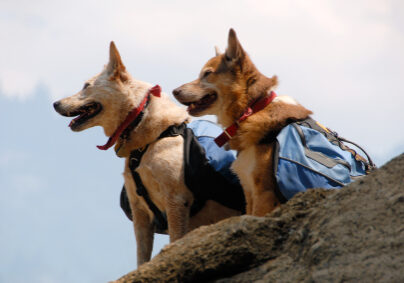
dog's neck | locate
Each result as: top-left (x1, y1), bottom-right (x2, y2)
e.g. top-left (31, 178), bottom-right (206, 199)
top-left (215, 66), bottom-right (312, 151)
top-left (220, 72), bottom-right (278, 127)
top-left (115, 83), bottom-right (189, 157)
top-left (247, 75), bottom-right (278, 104)
top-left (130, 96), bottom-right (189, 147)
top-left (227, 95), bottom-right (313, 151)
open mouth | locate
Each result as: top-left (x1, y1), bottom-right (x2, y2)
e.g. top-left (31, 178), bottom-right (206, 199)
top-left (182, 92), bottom-right (217, 115)
top-left (64, 102), bottom-right (102, 130)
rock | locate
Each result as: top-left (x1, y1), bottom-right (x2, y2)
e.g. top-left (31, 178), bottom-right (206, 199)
top-left (114, 153), bottom-right (404, 283)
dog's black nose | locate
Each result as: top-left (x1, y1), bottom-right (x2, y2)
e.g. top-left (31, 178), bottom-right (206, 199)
top-left (53, 101), bottom-right (61, 111)
top-left (172, 88), bottom-right (182, 97)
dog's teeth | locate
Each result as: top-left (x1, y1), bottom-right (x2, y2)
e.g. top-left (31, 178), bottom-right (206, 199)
top-left (188, 103), bottom-right (195, 110)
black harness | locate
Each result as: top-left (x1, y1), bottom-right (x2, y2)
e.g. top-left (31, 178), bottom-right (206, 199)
top-left (127, 144), bottom-right (169, 233)
top-left (120, 123), bottom-right (246, 233)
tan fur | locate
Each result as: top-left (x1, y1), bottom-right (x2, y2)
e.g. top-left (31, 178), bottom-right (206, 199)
top-left (54, 42), bottom-right (241, 267)
top-left (174, 29), bottom-right (312, 216)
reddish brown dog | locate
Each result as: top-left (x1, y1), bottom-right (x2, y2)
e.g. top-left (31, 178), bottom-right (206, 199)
top-left (173, 29), bottom-right (312, 216)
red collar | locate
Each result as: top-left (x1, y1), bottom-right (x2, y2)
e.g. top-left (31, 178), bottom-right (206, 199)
top-left (214, 91), bottom-right (277, 147)
top-left (97, 85), bottom-right (161, 150)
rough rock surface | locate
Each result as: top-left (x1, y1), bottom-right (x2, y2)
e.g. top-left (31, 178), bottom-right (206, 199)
top-left (115, 154), bottom-right (404, 283)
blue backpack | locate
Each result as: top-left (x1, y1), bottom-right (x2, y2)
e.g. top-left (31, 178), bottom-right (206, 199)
top-left (274, 118), bottom-right (375, 202)
top-left (186, 120), bottom-right (240, 186)
top-left (177, 120), bottom-right (245, 213)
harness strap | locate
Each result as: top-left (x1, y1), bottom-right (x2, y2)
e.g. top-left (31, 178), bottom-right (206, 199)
top-left (214, 91), bottom-right (277, 147)
top-left (127, 123), bottom-right (194, 232)
top-left (128, 146), bottom-right (169, 231)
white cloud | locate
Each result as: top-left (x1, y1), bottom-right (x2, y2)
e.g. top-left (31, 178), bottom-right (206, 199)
top-left (0, 150), bottom-right (29, 167)
top-left (0, 69), bottom-right (39, 100)
top-left (11, 173), bottom-right (45, 194)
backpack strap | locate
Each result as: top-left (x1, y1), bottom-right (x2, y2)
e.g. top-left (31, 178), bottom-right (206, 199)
top-left (296, 118), bottom-right (376, 173)
top-left (272, 141), bottom-right (288, 204)
top-left (331, 135), bottom-right (376, 173)
top-left (292, 123), bottom-right (352, 170)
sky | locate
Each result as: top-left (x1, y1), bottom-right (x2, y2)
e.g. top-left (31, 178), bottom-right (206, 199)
top-left (1, 0), bottom-right (403, 282)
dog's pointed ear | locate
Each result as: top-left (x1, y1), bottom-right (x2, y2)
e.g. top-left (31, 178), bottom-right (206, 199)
top-left (107, 41), bottom-right (125, 72)
top-left (215, 46), bottom-right (222, 56)
top-left (225, 28), bottom-right (244, 61)
top-left (107, 41), bottom-right (128, 82)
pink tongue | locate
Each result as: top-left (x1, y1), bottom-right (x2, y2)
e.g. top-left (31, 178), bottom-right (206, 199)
top-left (187, 104), bottom-right (195, 111)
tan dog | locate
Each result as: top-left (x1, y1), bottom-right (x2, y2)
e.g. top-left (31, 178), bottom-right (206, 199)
top-left (173, 29), bottom-right (313, 217)
top-left (53, 42), bottom-right (241, 266)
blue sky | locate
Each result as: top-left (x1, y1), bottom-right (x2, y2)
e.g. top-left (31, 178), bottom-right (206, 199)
top-left (1, 1), bottom-right (403, 282)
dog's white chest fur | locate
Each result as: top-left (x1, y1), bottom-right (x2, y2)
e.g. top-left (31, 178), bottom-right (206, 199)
top-left (231, 147), bottom-right (256, 193)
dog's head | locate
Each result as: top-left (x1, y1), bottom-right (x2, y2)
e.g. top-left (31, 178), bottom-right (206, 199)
top-left (53, 42), bottom-right (147, 136)
top-left (173, 29), bottom-right (277, 125)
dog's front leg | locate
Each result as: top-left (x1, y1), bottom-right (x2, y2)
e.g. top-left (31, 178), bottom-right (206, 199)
top-left (132, 207), bottom-right (154, 266)
top-left (166, 194), bottom-right (191, 242)
top-left (243, 188), bottom-right (253, 215)
top-left (251, 144), bottom-right (280, 216)
top-left (251, 184), bottom-right (279, 216)
top-left (124, 162), bottom-right (155, 266)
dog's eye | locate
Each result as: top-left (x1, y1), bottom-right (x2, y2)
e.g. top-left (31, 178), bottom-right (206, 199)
top-left (202, 70), bottom-right (212, 78)
top-left (83, 83), bottom-right (90, 90)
